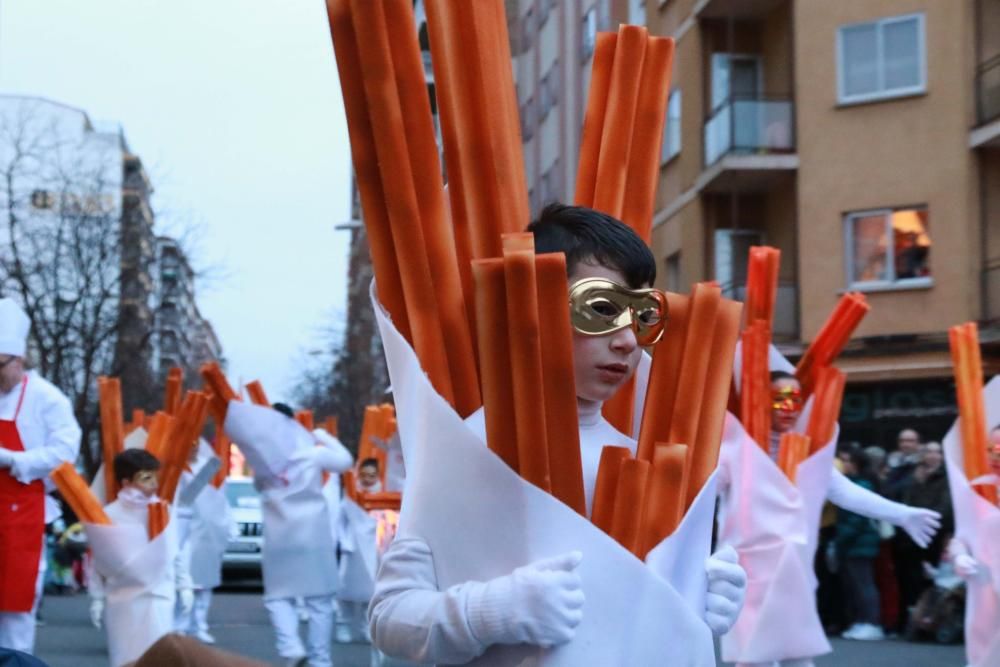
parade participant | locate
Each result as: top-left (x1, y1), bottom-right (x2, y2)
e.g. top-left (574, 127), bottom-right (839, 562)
top-left (717, 367), bottom-right (942, 666)
top-left (225, 401), bottom-right (352, 667)
top-left (0, 297), bottom-right (81, 654)
top-left (175, 441), bottom-right (232, 644)
top-left (87, 449), bottom-right (193, 667)
top-left (337, 454), bottom-right (380, 645)
top-left (356, 458), bottom-right (382, 493)
top-left (369, 204), bottom-right (747, 664)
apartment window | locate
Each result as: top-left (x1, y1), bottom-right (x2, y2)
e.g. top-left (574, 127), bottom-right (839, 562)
top-left (30, 189), bottom-right (54, 209)
top-left (520, 95), bottom-right (537, 142)
top-left (844, 206), bottom-right (931, 289)
top-left (661, 89), bottom-right (681, 163)
top-left (581, 7), bottom-right (597, 61)
top-left (665, 252), bottom-right (682, 293)
top-left (715, 229), bottom-right (764, 297)
top-left (837, 13), bottom-right (926, 104)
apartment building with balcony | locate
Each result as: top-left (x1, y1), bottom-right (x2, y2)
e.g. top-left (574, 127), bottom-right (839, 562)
top-left (646, 0), bottom-right (1000, 447)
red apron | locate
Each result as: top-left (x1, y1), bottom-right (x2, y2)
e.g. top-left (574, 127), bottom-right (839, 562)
top-left (0, 377), bottom-right (45, 613)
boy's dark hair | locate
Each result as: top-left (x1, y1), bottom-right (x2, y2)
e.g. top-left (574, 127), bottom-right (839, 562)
top-left (769, 370), bottom-right (798, 383)
top-left (360, 458), bottom-right (379, 470)
top-left (526, 203), bottom-right (656, 289)
top-left (113, 449), bottom-right (160, 485)
top-left (272, 402), bottom-right (295, 419)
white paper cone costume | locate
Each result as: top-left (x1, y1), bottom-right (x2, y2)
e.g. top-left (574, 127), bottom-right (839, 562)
top-left (86, 496), bottom-right (190, 667)
top-left (368, 288), bottom-right (718, 666)
top-left (944, 376), bottom-right (1000, 667)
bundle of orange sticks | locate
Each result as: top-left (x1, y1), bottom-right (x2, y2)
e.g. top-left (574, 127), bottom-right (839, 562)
top-left (795, 292), bottom-right (869, 397)
top-left (574, 25), bottom-right (675, 436)
top-left (776, 433), bottom-right (811, 484)
top-left (472, 234), bottom-right (587, 516)
top-left (51, 462), bottom-right (111, 525)
top-left (147, 501), bottom-right (170, 540)
top-left (211, 431), bottom-right (232, 489)
top-left (740, 320), bottom-right (772, 450)
top-left (356, 404), bottom-right (396, 486)
top-left (143, 411), bottom-right (175, 462)
top-left (201, 362), bottom-right (238, 424)
top-left (326, 0), bottom-right (481, 418)
top-left (743, 247), bottom-right (781, 331)
top-left (97, 377), bottom-right (125, 501)
top-left (949, 322), bottom-right (999, 505)
top-left (156, 391), bottom-right (210, 504)
top-left (246, 380), bottom-right (270, 407)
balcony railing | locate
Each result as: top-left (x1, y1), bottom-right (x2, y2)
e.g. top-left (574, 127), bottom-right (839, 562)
top-left (703, 95), bottom-right (795, 167)
top-left (977, 55), bottom-right (1000, 126)
top-left (719, 280), bottom-right (800, 341)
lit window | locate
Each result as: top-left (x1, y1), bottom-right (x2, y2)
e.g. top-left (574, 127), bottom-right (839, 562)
top-left (837, 13), bottom-right (926, 104)
top-left (844, 207), bottom-right (931, 288)
top-left (661, 89), bottom-right (681, 163)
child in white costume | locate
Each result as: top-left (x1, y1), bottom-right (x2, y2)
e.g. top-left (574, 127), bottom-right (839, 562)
top-left (88, 449), bottom-right (193, 667)
top-left (336, 457), bottom-right (382, 644)
top-left (716, 359), bottom-right (942, 667)
top-left (224, 401), bottom-right (352, 667)
top-left (370, 205), bottom-right (747, 664)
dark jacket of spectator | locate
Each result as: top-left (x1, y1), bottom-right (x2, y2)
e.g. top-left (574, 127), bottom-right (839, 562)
top-left (836, 477), bottom-right (882, 559)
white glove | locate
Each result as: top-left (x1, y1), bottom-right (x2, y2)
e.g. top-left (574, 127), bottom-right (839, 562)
top-left (954, 553), bottom-right (982, 580)
top-left (899, 507), bottom-right (942, 549)
top-left (0, 448), bottom-right (14, 469)
top-left (89, 598), bottom-right (104, 630)
top-left (469, 551), bottom-right (584, 648)
top-left (178, 587), bottom-right (194, 616)
top-left (704, 545), bottom-right (747, 636)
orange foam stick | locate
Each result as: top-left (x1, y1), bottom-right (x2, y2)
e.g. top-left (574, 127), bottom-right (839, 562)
top-left (949, 323), bottom-right (998, 505)
top-left (608, 458), bottom-right (651, 556)
top-left (295, 410), bottom-right (315, 431)
top-left (200, 363), bottom-right (237, 423)
top-left (503, 245), bottom-right (551, 493)
top-left (51, 463), bottom-right (111, 525)
top-left (246, 381), bottom-right (269, 407)
top-left (636, 292), bottom-right (691, 462)
top-left (575, 32), bottom-right (618, 207)
top-left (211, 431), bottom-right (231, 488)
top-left (159, 391), bottom-right (210, 504)
top-left (796, 293), bottom-right (869, 396)
top-left (535, 253), bottom-right (586, 515)
top-left (357, 406), bottom-right (380, 464)
top-left (777, 433), bottom-right (811, 483)
top-left (592, 446), bottom-right (632, 532)
top-left (384, 0), bottom-right (481, 417)
top-left (744, 247), bottom-right (781, 330)
top-left (148, 501), bottom-right (169, 540)
top-left (806, 366), bottom-right (847, 454)
top-left (591, 25), bottom-right (648, 218)
top-left (603, 378), bottom-right (638, 440)
top-left (97, 377), bottom-right (125, 501)
top-left (164, 367), bottom-right (183, 415)
top-left (472, 259), bottom-right (519, 471)
top-left (621, 36), bottom-right (675, 244)
top-left (687, 298), bottom-right (742, 508)
top-left (740, 320), bottom-right (771, 451)
top-left (326, 0), bottom-right (411, 341)
top-left (669, 283), bottom-right (722, 446)
top-left (358, 491), bottom-right (403, 512)
top-left (350, 0), bottom-right (456, 408)
top-left (424, 0), bottom-right (527, 262)
top-left (144, 411), bottom-right (175, 461)
top-left (641, 443), bottom-right (689, 556)
top-left (127, 409), bottom-right (146, 436)
top-left (342, 469), bottom-right (359, 502)
top-left (323, 416), bottom-right (339, 437)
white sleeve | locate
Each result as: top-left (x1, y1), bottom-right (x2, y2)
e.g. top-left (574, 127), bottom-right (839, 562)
top-left (86, 555), bottom-right (106, 600)
top-left (174, 529), bottom-right (194, 591)
top-left (311, 430), bottom-right (354, 473)
top-left (9, 388), bottom-right (81, 484)
top-left (827, 469), bottom-right (908, 524)
top-left (370, 537), bottom-right (496, 664)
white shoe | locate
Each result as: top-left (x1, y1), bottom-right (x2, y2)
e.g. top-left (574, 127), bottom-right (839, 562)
top-left (283, 657), bottom-right (307, 667)
top-left (841, 623), bottom-right (863, 639)
top-left (195, 630), bottom-right (216, 644)
top-left (851, 623), bottom-right (885, 641)
top-left (334, 624), bottom-right (353, 644)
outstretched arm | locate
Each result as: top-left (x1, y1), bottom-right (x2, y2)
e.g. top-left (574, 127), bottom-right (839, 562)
top-left (827, 469), bottom-right (941, 547)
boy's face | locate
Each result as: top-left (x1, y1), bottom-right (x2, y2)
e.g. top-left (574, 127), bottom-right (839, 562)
top-left (122, 469), bottom-right (159, 498)
top-left (568, 262), bottom-right (644, 404)
top-left (359, 464), bottom-right (379, 488)
top-left (770, 377), bottom-right (803, 434)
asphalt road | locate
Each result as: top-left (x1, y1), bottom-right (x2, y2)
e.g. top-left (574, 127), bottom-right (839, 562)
top-left (33, 589), bottom-right (968, 667)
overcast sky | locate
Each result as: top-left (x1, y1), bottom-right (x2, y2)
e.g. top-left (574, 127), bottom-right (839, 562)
top-left (0, 0), bottom-right (353, 402)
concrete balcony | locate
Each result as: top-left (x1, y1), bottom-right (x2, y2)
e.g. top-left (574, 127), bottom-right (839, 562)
top-left (695, 0), bottom-right (786, 19)
top-left (972, 56), bottom-right (1000, 149)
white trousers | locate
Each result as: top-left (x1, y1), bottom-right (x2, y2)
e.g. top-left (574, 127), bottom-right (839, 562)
top-left (174, 588), bottom-right (212, 635)
top-left (265, 594), bottom-right (334, 667)
top-left (737, 661), bottom-right (815, 667)
top-left (0, 539), bottom-right (46, 653)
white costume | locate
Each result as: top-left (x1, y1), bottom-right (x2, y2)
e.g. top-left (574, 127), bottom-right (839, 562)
top-left (0, 298), bottom-right (82, 654)
top-left (225, 403), bottom-right (352, 667)
top-left (369, 290), bottom-right (746, 666)
top-left (87, 491), bottom-right (192, 667)
top-left (945, 376), bottom-right (1000, 667)
top-left (717, 349), bottom-right (940, 667)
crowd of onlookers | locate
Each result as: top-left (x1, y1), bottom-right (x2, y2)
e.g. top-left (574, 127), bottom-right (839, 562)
top-left (816, 428), bottom-right (958, 642)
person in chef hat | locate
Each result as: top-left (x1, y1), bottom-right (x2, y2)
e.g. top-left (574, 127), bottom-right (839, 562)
top-left (0, 298), bottom-right (81, 654)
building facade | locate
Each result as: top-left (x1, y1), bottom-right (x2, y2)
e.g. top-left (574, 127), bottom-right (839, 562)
top-left (644, 0), bottom-right (1000, 448)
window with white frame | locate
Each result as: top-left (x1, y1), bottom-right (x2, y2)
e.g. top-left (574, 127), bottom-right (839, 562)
top-left (714, 229), bottom-right (763, 297)
top-left (837, 13), bottom-right (926, 104)
top-left (844, 206), bottom-right (931, 288)
top-left (661, 89), bottom-right (681, 163)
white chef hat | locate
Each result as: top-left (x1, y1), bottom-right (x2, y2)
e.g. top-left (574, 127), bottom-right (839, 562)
top-left (0, 298), bottom-right (30, 357)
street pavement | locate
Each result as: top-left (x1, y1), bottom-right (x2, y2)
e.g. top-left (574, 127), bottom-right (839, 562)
top-left (35, 588), bottom-right (968, 667)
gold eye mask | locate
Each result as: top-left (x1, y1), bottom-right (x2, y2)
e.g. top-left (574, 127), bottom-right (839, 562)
top-left (771, 386), bottom-right (804, 412)
top-left (567, 277), bottom-right (668, 346)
